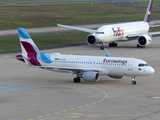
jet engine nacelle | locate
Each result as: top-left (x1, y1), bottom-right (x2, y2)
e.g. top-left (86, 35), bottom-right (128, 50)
top-left (82, 71), bottom-right (100, 82)
top-left (137, 34), bottom-right (152, 47)
top-left (86, 34), bottom-right (98, 45)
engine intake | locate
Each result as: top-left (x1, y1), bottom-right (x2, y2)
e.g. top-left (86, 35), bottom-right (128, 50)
top-left (82, 71), bottom-right (100, 82)
top-left (86, 34), bottom-right (98, 45)
top-left (137, 34), bottom-right (152, 47)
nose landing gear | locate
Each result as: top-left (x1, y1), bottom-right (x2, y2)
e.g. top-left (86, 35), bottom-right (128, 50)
top-left (100, 43), bottom-right (104, 50)
top-left (131, 76), bottom-right (136, 85)
top-left (73, 77), bottom-right (81, 83)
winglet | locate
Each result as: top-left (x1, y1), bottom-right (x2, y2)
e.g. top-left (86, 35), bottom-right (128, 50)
top-left (144, 0), bottom-right (153, 22)
top-left (104, 49), bottom-right (110, 57)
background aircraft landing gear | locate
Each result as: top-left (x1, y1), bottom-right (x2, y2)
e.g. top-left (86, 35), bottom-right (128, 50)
top-left (109, 42), bottom-right (117, 47)
top-left (131, 76), bottom-right (136, 85)
top-left (73, 77), bottom-right (81, 83)
top-left (100, 43), bottom-right (104, 50)
top-left (100, 46), bottom-right (104, 50)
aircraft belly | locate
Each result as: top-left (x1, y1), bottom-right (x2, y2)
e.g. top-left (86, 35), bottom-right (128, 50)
top-left (107, 36), bottom-right (124, 43)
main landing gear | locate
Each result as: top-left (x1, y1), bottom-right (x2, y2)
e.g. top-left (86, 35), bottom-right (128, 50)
top-left (109, 42), bottom-right (118, 47)
top-left (131, 76), bottom-right (136, 85)
top-left (100, 42), bottom-right (118, 50)
top-left (73, 77), bottom-right (81, 83)
top-left (100, 46), bottom-right (104, 50)
top-left (100, 43), bottom-right (104, 50)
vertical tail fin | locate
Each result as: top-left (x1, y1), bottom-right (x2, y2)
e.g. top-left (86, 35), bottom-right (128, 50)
top-left (144, 0), bottom-right (153, 22)
top-left (18, 28), bottom-right (41, 66)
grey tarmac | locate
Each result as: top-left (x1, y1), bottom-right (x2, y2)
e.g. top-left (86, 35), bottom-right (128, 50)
top-left (0, 37), bottom-right (160, 120)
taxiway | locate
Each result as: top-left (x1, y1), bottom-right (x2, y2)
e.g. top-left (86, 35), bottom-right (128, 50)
top-left (0, 37), bottom-right (160, 120)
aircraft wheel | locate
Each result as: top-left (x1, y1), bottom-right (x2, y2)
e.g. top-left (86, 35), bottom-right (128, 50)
top-left (132, 81), bottom-right (136, 85)
top-left (109, 43), bottom-right (112, 47)
top-left (100, 46), bottom-right (104, 50)
top-left (73, 77), bottom-right (81, 83)
top-left (114, 43), bottom-right (118, 47)
top-left (109, 42), bottom-right (117, 47)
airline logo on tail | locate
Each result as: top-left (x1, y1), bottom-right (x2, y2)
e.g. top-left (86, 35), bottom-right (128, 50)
top-left (148, 11), bottom-right (152, 15)
top-left (18, 28), bottom-right (52, 66)
top-left (144, 0), bottom-right (153, 22)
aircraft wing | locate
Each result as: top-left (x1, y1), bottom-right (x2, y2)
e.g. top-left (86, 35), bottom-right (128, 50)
top-left (126, 34), bottom-right (140, 40)
top-left (57, 24), bottom-right (96, 33)
top-left (36, 66), bottom-right (99, 73)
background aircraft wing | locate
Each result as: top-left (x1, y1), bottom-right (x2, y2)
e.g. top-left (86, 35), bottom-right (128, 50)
top-left (148, 31), bottom-right (160, 36)
top-left (152, 25), bottom-right (160, 27)
top-left (127, 32), bottom-right (160, 39)
top-left (57, 24), bottom-right (96, 33)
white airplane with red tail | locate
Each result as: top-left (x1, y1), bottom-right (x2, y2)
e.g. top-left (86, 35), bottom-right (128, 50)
top-left (16, 28), bottom-right (154, 85)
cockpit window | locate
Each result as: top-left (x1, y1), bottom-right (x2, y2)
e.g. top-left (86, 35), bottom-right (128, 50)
top-left (96, 32), bottom-right (104, 34)
top-left (138, 63), bottom-right (149, 67)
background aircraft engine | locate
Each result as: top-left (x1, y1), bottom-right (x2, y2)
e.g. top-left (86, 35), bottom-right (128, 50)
top-left (86, 34), bottom-right (98, 45)
top-left (137, 34), bottom-right (152, 47)
top-left (82, 71), bottom-right (100, 82)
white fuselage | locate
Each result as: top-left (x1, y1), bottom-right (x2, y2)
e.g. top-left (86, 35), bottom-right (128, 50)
top-left (95, 21), bottom-right (149, 43)
top-left (39, 53), bottom-right (154, 77)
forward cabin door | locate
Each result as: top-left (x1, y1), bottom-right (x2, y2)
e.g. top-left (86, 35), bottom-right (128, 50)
top-left (128, 60), bottom-right (134, 71)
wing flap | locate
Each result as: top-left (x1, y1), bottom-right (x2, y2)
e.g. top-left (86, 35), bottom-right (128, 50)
top-left (57, 24), bottom-right (96, 33)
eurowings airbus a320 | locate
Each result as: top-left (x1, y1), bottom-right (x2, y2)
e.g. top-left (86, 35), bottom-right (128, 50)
top-left (16, 28), bottom-right (154, 85)
top-left (58, 0), bottom-right (160, 50)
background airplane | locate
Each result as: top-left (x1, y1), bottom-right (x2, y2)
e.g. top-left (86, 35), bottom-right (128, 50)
top-left (58, 0), bottom-right (160, 50)
top-left (16, 28), bottom-right (154, 85)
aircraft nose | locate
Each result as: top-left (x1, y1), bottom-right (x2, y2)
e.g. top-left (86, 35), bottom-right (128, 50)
top-left (148, 67), bottom-right (155, 75)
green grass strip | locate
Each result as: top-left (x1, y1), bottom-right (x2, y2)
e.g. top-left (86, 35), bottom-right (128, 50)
top-left (0, 32), bottom-right (88, 52)
top-left (0, 0), bottom-right (77, 2)
top-left (0, 3), bottom-right (160, 29)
